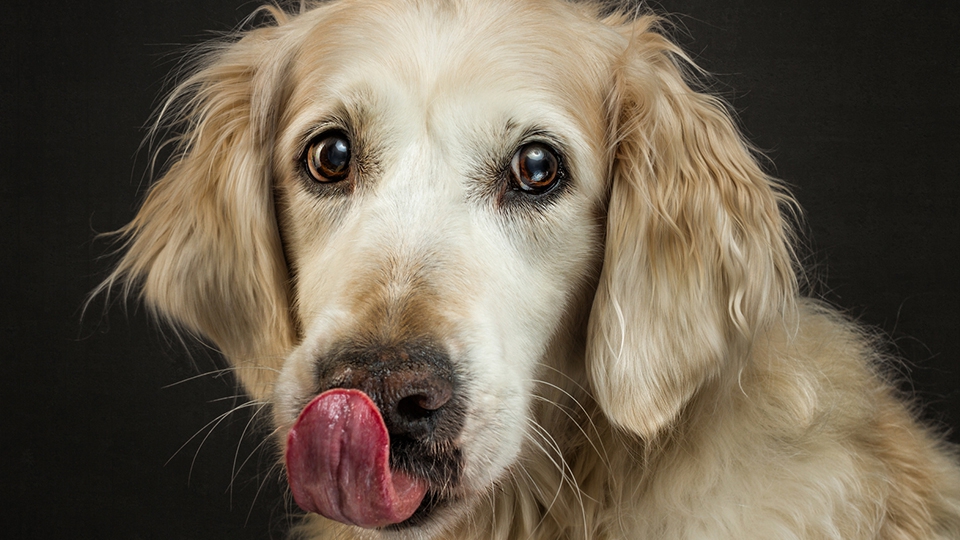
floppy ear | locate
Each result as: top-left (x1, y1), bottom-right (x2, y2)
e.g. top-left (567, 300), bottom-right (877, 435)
top-left (97, 21), bottom-right (295, 400)
top-left (587, 17), bottom-right (798, 437)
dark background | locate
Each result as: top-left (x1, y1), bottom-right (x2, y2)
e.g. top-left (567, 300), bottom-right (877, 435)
top-left (2, 1), bottom-right (958, 538)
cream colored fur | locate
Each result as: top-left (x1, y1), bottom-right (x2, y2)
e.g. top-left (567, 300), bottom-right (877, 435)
top-left (98, 0), bottom-right (960, 538)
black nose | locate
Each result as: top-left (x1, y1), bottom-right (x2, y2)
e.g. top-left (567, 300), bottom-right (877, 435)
top-left (316, 340), bottom-right (460, 443)
top-left (385, 367), bottom-right (453, 431)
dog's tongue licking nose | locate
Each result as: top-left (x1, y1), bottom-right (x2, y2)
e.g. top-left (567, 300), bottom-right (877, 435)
top-left (285, 389), bottom-right (428, 528)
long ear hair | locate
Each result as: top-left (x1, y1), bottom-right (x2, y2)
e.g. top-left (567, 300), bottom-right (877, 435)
top-left (94, 13), bottom-right (296, 400)
top-left (587, 16), bottom-right (799, 437)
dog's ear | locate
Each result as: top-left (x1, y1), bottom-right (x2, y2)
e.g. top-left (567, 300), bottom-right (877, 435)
top-left (96, 21), bottom-right (295, 399)
top-left (587, 17), bottom-right (798, 437)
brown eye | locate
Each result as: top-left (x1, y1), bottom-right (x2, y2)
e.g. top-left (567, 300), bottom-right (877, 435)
top-left (305, 131), bottom-right (351, 182)
top-left (510, 143), bottom-right (559, 193)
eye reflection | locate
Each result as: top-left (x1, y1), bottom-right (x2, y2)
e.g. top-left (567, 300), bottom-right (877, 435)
top-left (510, 143), bottom-right (559, 193)
top-left (305, 131), bottom-right (351, 182)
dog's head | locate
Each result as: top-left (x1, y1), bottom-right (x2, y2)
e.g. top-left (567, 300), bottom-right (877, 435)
top-left (101, 0), bottom-right (796, 535)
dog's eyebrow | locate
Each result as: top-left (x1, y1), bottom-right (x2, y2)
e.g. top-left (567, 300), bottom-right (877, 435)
top-left (289, 84), bottom-right (382, 152)
top-left (295, 111), bottom-right (353, 151)
top-left (481, 122), bottom-right (567, 161)
top-left (516, 127), bottom-right (568, 154)
top-left (291, 98), bottom-right (384, 158)
top-left (296, 122), bottom-right (347, 158)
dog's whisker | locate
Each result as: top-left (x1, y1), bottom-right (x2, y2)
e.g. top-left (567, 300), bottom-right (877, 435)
top-left (207, 393), bottom-right (256, 404)
top-left (161, 365), bottom-right (281, 389)
top-left (507, 461), bottom-right (557, 540)
top-left (502, 465), bottom-right (551, 538)
top-left (523, 421), bottom-right (586, 503)
top-left (477, 477), bottom-right (500, 535)
top-left (528, 393), bottom-right (612, 486)
top-left (523, 419), bottom-right (591, 540)
top-left (165, 399), bottom-right (264, 480)
top-left (533, 364), bottom-right (597, 400)
top-left (503, 464), bottom-right (541, 521)
top-left (232, 424), bottom-right (283, 490)
top-left (244, 459), bottom-right (287, 528)
top-left (527, 378), bottom-right (612, 471)
top-left (227, 402), bottom-right (276, 502)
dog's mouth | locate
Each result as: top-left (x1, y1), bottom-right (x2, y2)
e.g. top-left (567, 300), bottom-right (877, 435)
top-left (285, 389), bottom-right (460, 529)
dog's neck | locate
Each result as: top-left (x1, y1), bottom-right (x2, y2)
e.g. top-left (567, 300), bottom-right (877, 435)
top-left (453, 317), bottom-right (787, 540)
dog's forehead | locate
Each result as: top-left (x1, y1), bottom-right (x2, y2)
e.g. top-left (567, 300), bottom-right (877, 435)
top-left (284, 0), bottom-right (617, 144)
top-left (292, 0), bottom-right (609, 78)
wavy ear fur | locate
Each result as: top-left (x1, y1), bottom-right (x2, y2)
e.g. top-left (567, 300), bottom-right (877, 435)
top-left (587, 17), bottom-right (798, 437)
top-left (96, 17), bottom-right (295, 400)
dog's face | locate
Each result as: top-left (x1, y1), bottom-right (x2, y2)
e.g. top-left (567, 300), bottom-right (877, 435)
top-left (103, 0), bottom-right (796, 536)
top-left (271, 0), bottom-right (611, 530)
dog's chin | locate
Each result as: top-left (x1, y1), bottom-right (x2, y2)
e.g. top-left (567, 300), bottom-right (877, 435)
top-left (315, 491), bottom-right (472, 540)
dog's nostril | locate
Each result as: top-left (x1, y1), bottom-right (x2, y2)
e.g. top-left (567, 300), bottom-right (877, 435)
top-left (397, 394), bottom-right (436, 420)
top-left (396, 379), bottom-right (452, 415)
top-left (385, 374), bottom-right (454, 437)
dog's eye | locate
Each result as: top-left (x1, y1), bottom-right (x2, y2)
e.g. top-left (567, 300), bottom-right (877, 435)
top-left (510, 143), bottom-right (559, 193)
top-left (305, 131), bottom-right (351, 182)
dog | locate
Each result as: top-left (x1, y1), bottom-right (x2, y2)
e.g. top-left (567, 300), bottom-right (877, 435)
top-left (97, 0), bottom-right (960, 538)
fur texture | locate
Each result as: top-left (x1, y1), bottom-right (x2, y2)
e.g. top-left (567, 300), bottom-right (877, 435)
top-left (98, 0), bottom-right (960, 538)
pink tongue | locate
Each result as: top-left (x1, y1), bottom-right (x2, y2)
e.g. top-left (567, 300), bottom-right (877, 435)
top-left (285, 389), bottom-right (429, 528)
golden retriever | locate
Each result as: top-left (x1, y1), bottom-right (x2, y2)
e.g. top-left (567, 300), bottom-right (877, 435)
top-left (98, 0), bottom-right (960, 538)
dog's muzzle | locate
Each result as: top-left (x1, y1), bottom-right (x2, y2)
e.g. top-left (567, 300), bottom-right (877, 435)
top-left (285, 340), bottom-right (465, 529)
